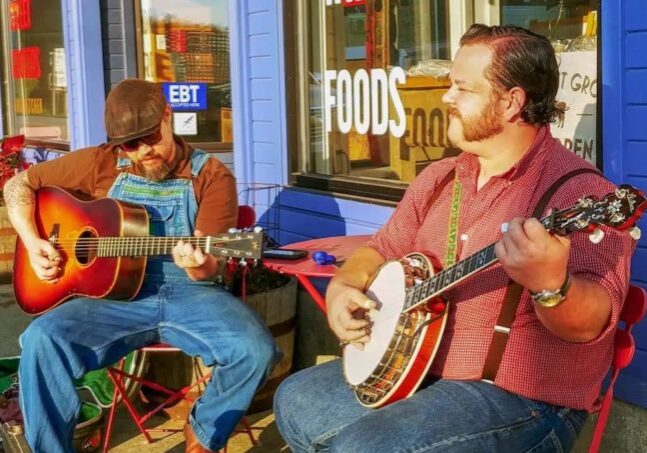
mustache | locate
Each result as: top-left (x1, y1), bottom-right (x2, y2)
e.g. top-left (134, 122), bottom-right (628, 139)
top-left (448, 107), bottom-right (461, 118)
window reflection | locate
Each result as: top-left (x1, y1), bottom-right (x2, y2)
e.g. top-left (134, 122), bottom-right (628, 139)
top-left (1, 0), bottom-right (67, 141)
top-left (295, 0), bottom-right (599, 186)
top-left (139, 0), bottom-right (232, 144)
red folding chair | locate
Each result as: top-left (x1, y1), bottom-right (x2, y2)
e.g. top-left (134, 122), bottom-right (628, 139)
top-left (588, 284), bottom-right (647, 453)
top-left (102, 205), bottom-right (260, 452)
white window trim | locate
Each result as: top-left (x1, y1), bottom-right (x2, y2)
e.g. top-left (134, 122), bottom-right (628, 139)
top-left (448, 0), bottom-right (500, 58)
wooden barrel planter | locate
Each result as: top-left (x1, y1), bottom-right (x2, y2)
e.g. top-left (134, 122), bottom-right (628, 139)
top-left (0, 206), bottom-right (17, 284)
top-left (246, 276), bottom-right (297, 413)
top-left (141, 276), bottom-right (298, 416)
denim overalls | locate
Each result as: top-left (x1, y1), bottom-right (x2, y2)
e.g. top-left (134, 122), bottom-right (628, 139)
top-left (19, 150), bottom-right (279, 452)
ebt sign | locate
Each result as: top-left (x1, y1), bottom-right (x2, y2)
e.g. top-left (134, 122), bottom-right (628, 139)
top-left (323, 68), bottom-right (407, 138)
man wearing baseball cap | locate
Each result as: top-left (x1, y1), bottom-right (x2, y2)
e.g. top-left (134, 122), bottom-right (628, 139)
top-left (3, 78), bottom-right (280, 453)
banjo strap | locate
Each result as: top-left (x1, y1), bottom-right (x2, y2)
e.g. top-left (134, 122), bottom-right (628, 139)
top-left (444, 172), bottom-right (462, 268)
top-left (481, 167), bottom-right (602, 382)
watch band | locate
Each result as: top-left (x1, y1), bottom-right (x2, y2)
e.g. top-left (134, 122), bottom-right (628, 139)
top-left (529, 272), bottom-right (572, 298)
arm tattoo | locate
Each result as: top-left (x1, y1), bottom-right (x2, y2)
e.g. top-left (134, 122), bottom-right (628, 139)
top-left (4, 172), bottom-right (35, 210)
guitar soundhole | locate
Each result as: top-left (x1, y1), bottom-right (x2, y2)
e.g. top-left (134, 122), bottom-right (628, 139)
top-left (75, 230), bottom-right (98, 265)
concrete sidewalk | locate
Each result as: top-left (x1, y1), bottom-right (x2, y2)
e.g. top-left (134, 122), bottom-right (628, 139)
top-left (107, 406), bottom-right (286, 452)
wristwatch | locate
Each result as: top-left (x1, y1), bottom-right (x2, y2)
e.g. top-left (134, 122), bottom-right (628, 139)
top-left (529, 273), bottom-right (572, 308)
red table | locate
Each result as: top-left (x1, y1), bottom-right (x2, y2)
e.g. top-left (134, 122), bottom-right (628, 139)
top-left (263, 235), bottom-right (372, 311)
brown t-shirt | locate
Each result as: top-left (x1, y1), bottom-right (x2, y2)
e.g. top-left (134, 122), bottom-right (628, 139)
top-left (26, 137), bottom-right (238, 235)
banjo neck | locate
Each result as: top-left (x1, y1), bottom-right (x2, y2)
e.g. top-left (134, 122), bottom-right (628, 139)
top-left (403, 243), bottom-right (498, 313)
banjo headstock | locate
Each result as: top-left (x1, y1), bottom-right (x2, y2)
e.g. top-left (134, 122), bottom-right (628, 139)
top-left (541, 184), bottom-right (647, 242)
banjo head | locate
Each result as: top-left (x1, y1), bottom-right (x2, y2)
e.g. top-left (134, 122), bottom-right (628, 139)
top-left (343, 260), bottom-right (407, 386)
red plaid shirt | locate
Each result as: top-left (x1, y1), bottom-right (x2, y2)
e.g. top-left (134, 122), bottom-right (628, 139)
top-left (368, 127), bottom-right (633, 411)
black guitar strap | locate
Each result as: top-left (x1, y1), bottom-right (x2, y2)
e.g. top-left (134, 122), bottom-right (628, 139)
top-left (481, 167), bottom-right (602, 382)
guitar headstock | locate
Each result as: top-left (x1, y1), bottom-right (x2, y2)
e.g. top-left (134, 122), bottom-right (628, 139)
top-left (542, 184), bottom-right (647, 241)
top-left (208, 231), bottom-right (264, 260)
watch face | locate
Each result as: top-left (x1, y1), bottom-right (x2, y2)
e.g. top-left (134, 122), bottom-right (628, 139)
top-left (536, 293), bottom-right (564, 308)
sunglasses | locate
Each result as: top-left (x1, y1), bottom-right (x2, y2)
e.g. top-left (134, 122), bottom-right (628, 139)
top-left (118, 128), bottom-right (163, 152)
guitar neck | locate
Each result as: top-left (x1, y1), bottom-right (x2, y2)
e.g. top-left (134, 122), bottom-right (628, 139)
top-left (403, 243), bottom-right (498, 312)
top-left (90, 233), bottom-right (261, 260)
top-left (97, 236), bottom-right (210, 257)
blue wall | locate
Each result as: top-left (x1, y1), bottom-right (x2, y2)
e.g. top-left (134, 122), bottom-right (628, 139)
top-left (61, 0), bottom-right (106, 148)
top-left (603, 0), bottom-right (647, 407)
top-left (230, 0), bottom-right (290, 242)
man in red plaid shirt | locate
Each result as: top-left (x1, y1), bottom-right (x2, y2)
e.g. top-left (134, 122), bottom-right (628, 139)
top-left (275, 24), bottom-right (635, 453)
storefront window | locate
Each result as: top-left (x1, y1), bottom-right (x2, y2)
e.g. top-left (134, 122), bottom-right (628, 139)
top-left (290, 0), bottom-right (599, 197)
top-left (138, 0), bottom-right (232, 147)
top-left (0, 0), bottom-right (68, 142)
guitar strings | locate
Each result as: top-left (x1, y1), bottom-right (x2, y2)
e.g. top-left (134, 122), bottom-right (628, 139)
top-left (50, 237), bottom-right (246, 246)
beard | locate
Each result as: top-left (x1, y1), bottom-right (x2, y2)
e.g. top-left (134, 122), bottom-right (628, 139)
top-left (141, 162), bottom-right (171, 182)
top-left (448, 99), bottom-right (503, 145)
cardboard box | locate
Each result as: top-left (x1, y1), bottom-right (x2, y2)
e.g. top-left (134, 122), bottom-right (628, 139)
top-left (389, 76), bottom-right (457, 182)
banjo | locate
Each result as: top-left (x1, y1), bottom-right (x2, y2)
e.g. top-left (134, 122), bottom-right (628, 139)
top-left (343, 185), bottom-right (647, 408)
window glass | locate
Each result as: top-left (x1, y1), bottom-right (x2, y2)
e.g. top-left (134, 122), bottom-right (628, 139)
top-left (292, 0), bottom-right (599, 190)
top-left (0, 0), bottom-right (68, 142)
top-left (139, 0), bottom-right (232, 145)
top-left (502, 0), bottom-right (598, 163)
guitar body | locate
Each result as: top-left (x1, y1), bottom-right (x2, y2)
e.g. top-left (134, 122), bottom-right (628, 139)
top-left (343, 253), bottom-right (448, 408)
top-left (13, 187), bottom-right (149, 315)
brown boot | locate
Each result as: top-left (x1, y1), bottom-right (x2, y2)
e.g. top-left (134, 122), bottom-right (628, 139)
top-left (184, 422), bottom-right (216, 453)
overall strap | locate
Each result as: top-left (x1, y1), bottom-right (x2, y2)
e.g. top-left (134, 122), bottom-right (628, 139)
top-left (189, 149), bottom-right (214, 177)
top-left (481, 167), bottom-right (602, 382)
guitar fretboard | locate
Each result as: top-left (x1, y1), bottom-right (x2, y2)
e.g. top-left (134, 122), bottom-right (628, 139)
top-left (67, 234), bottom-right (260, 259)
top-left (404, 243), bottom-right (498, 312)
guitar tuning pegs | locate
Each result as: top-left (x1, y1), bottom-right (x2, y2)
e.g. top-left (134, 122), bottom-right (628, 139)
top-left (629, 226), bottom-right (642, 241)
top-left (253, 226), bottom-right (263, 233)
top-left (588, 228), bottom-right (605, 244)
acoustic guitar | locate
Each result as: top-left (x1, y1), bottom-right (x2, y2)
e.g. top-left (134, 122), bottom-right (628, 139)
top-left (12, 186), bottom-right (262, 315)
top-left (343, 185), bottom-right (647, 408)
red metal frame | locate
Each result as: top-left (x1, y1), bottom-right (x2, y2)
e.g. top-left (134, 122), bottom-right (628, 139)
top-left (589, 284), bottom-right (647, 453)
top-left (102, 344), bottom-right (260, 452)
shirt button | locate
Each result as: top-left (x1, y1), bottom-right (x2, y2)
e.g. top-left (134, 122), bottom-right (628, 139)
top-left (460, 234), bottom-right (469, 241)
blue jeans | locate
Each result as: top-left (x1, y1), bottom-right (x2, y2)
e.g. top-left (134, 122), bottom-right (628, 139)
top-left (274, 360), bottom-right (587, 452)
top-left (19, 282), bottom-right (280, 453)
